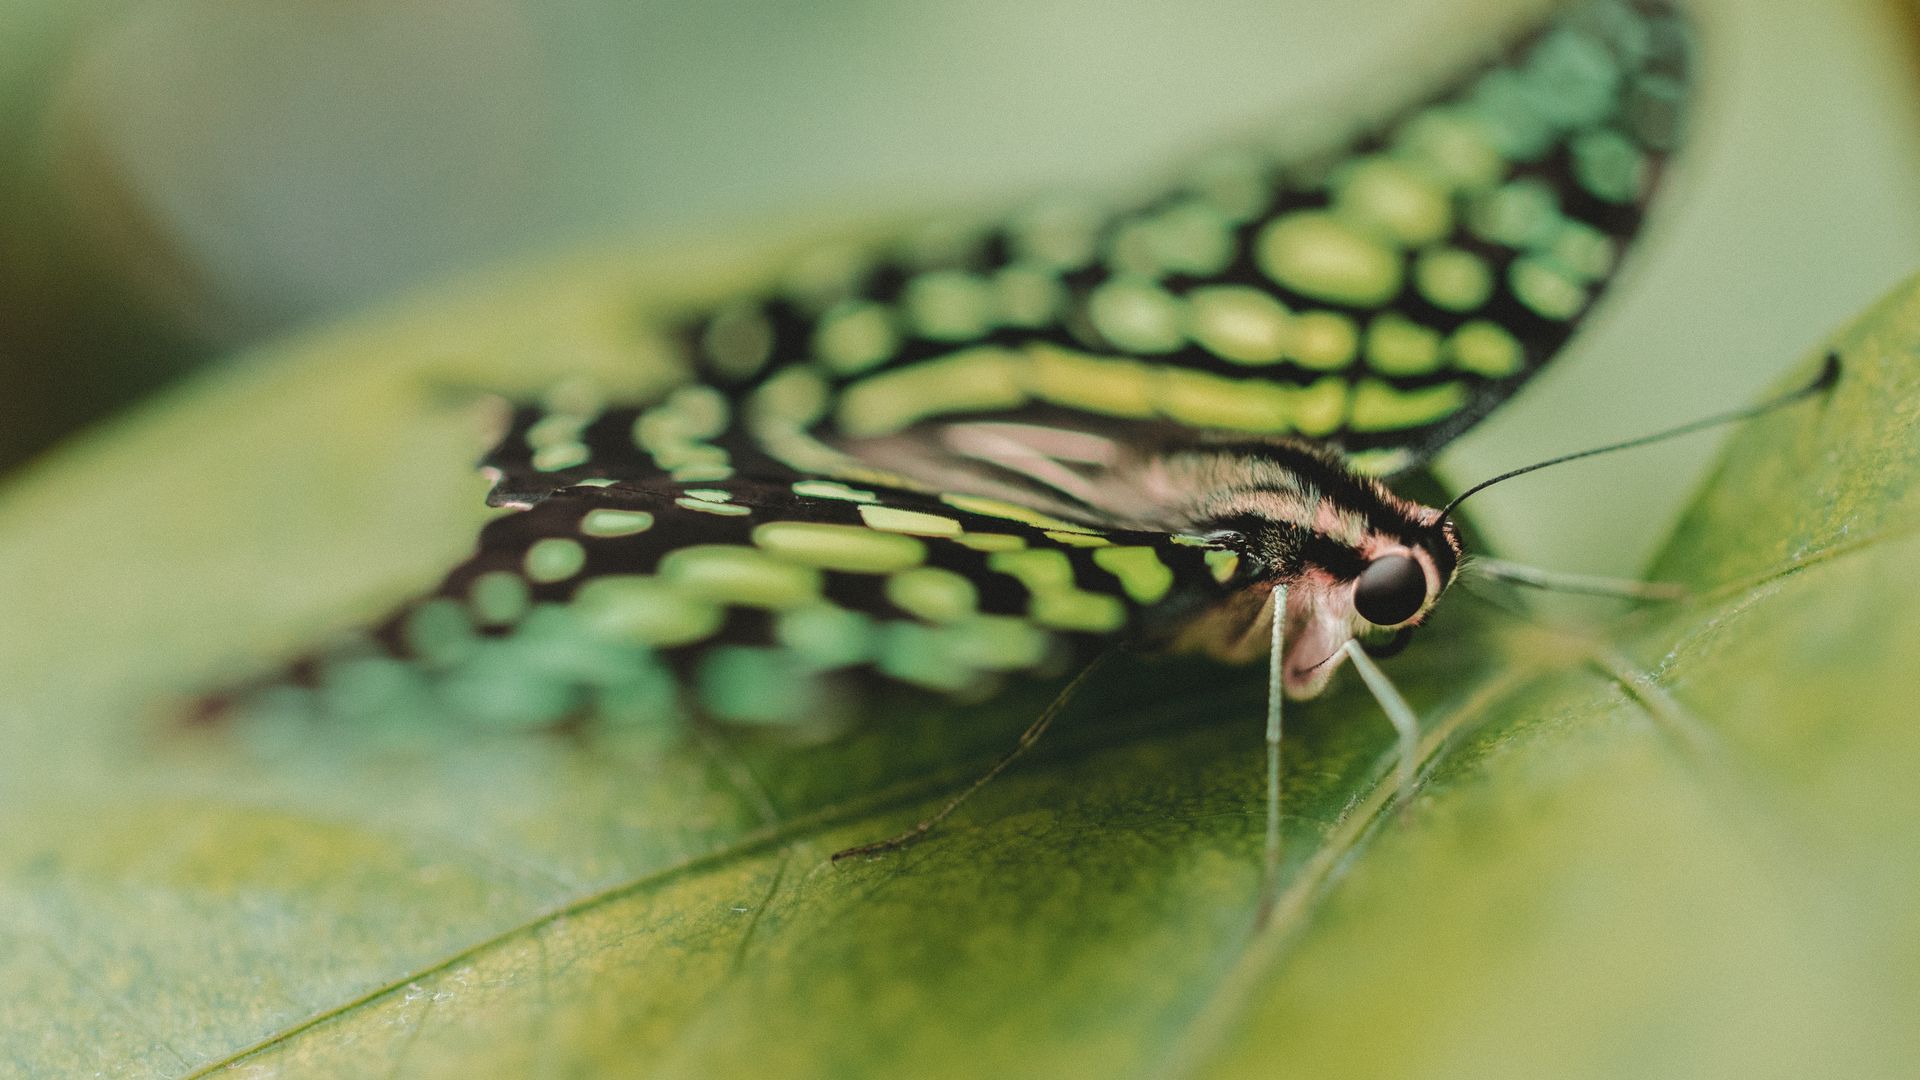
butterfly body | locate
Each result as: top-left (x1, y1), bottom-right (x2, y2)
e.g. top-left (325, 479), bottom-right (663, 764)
top-left (205, 0), bottom-right (1690, 741)
top-left (1128, 440), bottom-right (1463, 697)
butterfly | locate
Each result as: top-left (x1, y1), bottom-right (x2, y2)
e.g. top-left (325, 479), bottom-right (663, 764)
top-left (202, 0), bottom-right (1699, 871)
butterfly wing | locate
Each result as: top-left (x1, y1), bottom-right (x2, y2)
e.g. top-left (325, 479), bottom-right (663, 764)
top-left (479, 0), bottom-right (1693, 515)
top-left (208, 476), bottom-right (1238, 732)
top-left (198, 0), bottom-right (1693, 731)
top-left (659, 0), bottom-right (1695, 488)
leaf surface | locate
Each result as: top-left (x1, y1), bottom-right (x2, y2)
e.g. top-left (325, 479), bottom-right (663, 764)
top-left (2, 255), bottom-right (1918, 1080)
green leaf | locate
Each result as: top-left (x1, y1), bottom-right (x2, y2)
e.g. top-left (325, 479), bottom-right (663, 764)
top-left (3, 260), bottom-right (1918, 1079)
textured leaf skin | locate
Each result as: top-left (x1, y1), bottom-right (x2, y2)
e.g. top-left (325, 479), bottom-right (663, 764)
top-left (2, 235), bottom-right (1918, 1077)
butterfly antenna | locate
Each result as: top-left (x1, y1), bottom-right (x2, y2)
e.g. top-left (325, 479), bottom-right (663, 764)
top-left (831, 647), bottom-right (1118, 863)
top-left (1441, 353), bottom-right (1840, 519)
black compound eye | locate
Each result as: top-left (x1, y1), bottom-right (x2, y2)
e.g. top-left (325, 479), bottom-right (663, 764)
top-left (1353, 554), bottom-right (1428, 626)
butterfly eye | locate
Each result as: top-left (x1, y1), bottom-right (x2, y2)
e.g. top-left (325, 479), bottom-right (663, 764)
top-left (1203, 529), bottom-right (1247, 548)
top-left (1352, 554), bottom-right (1428, 626)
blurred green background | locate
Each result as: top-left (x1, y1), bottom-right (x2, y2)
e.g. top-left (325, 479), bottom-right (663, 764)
top-left (1, 0), bottom-right (1917, 572)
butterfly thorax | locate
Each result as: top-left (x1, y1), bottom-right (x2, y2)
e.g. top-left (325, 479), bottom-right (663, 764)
top-left (836, 423), bottom-right (1463, 700)
top-left (1142, 439), bottom-right (1462, 698)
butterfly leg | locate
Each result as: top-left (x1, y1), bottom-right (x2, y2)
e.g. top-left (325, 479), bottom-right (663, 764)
top-left (830, 650), bottom-right (1115, 863)
top-left (1339, 640), bottom-right (1420, 801)
top-left (1252, 586), bottom-right (1287, 922)
top-left (1470, 557), bottom-right (1688, 602)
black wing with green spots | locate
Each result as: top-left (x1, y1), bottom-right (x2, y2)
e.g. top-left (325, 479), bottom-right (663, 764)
top-left (487, 0), bottom-right (1690, 504)
top-left (204, 0), bottom-right (1693, 733)
top-left (484, 0), bottom-right (1690, 501)
top-left (223, 476), bottom-right (1238, 731)
top-left (651, 0), bottom-right (1691, 481)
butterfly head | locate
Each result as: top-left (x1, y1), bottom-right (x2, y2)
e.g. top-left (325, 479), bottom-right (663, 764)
top-left (1167, 444), bottom-right (1462, 699)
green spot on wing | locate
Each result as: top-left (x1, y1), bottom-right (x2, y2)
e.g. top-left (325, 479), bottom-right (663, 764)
top-left (1125, 201), bottom-right (1235, 276)
top-left (752, 521), bottom-right (927, 572)
top-left (904, 271), bottom-right (995, 341)
top-left (775, 605), bottom-right (876, 669)
top-left (748, 368), bottom-right (831, 428)
top-left (524, 537), bottom-right (587, 583)
top-left (658, 546), bottom-right (821, 609)
top-left (991, 265), bottom-right (1066, 328)
top-left (877, 622), bottom-right (978, 692)
top-left (885, 567), bottom-right (979, 623)
top-left (857, 505), bottom-right (964, 537)
top-left (316, 654), bottom-right (429, 725)
top-left (1548, 220), bottom-right (1618, 280)
top-left (940, 614), bottom-right (1054, 671)
top-left (1204, 549), bottom-right (1241, 583)
top-left (1449, 320), bottom-right (1525, 376)
top-left (1041, 530), bottom-right (1111, 548)
top-left (1392, 108), bottom-right (1505, 191)
top-left (790, 480), bottom-right (878, 504)
top-left (469, 571), bottom-right (530, 626)
top-left (1027, 589), bottom-right (1125, 633)
top-left (1187, 286), bottom-right (1291, 366)
top-left (699, 303), bottom-right (774, 379)
top-left (951, 531), bottom-right (1027, 552)
top-left (1027, 345), bottom-right (1158, 418)
top-left (1470, 179), bottom-right (1562, 247)
top-left (1349, 379), bottom-right (1471, 432)
top-left (989, 548), bottom-right (1075, 592)
top-left (1509, 256), bottom-right (1589, 320)
top-left (403, 599), bottom-right (476, 665)
top-left (1465, 68), bottom-right (1558, 159)
top-left (836, 348), bottom-right (1025, 437)
top-left (1364, 314), bottom-right (1445, 375)
top-left (434, 654), bottom-right (576, 731)
top-left (532, 442), bottom-right (589, 472)
top-left (1286, 311), bottom-right (1360, 371)
top-left (1573, 128), bottom-right (1647, 203)
top-left (581, 509), bottom-right (655, 538)
top-left (697, 647), bottom-right (821, 725)
top-left (590, 653), bottom-right (679, 728)
top-left (1161, 369), bottom-right (1327, 434)
top-left (990, 548), bottom-right (1126, 632)
top-left (671, 464), bottom-right (735, 483)
top-left (1087, 280), bottom-right (1186, 354)
top-left (1092, 546), bottom-right (1176, 604)
top-left (675, 497), bottom-right (753, 517)
top-left (1521, 26), bottom-right (1622, 128)
top-left (1414, 248), bottom-right (1495, 312)
top-left (1255, 212), bottom-right (1403, 307)
top-left (813, 301), bottom-right (900, 374)
top-left (1334, 157), bottom-right (1452, 246)
top-left (574, 575), bottom-right (724, 647)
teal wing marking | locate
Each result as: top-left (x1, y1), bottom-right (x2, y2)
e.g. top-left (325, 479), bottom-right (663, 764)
top-left (215, 477), bottom-right (1235, 732)
top-left (480, 384), bottom-right (777, 506)
top-left (672, 0), bottom-right (1692, 476)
